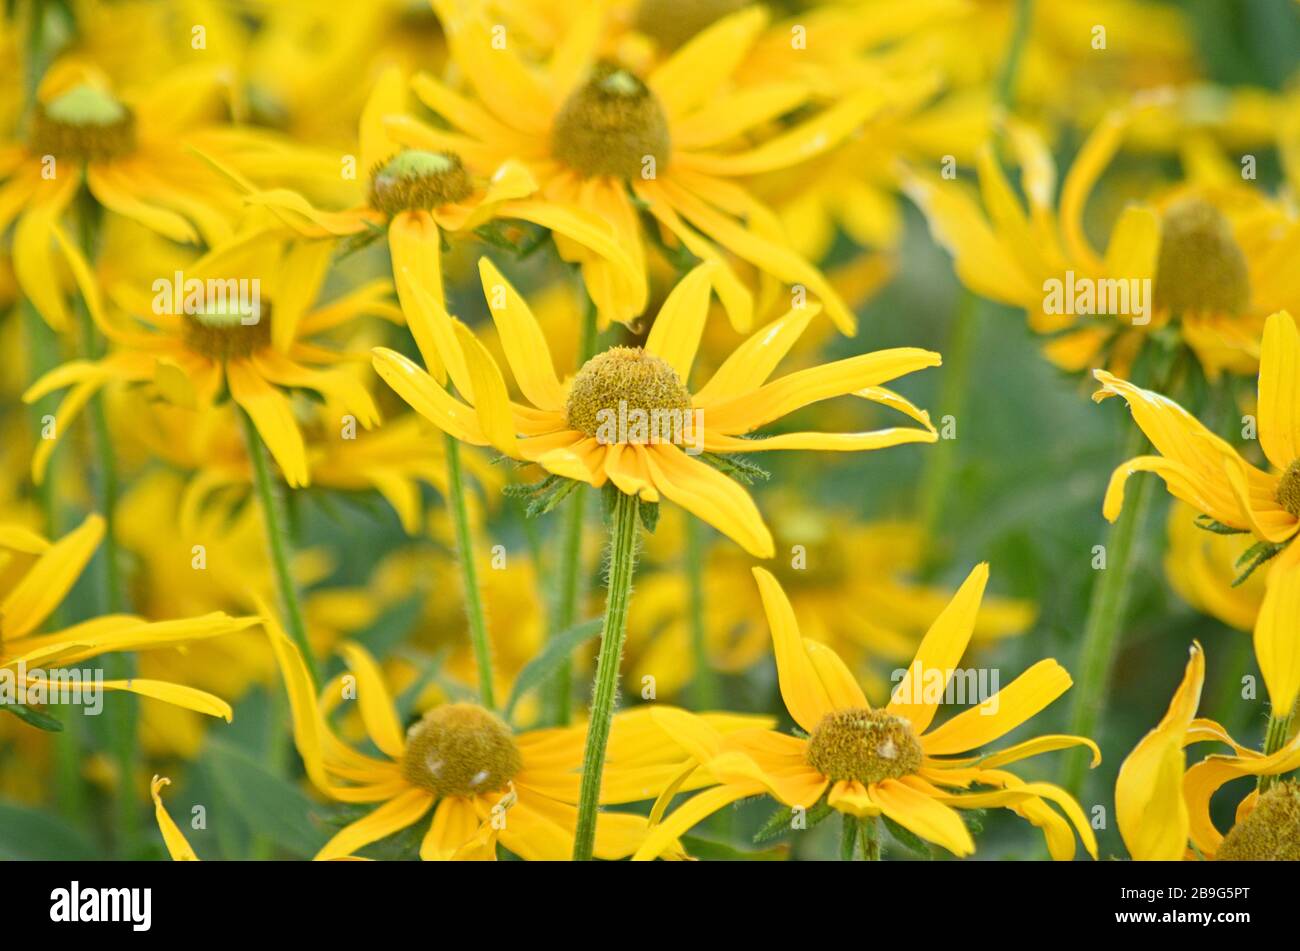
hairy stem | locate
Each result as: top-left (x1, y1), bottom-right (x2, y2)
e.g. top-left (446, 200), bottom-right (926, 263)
top-left (444, 433), bottom-right (496, 709)
top-left (571, 490), bottom-right (639, 860)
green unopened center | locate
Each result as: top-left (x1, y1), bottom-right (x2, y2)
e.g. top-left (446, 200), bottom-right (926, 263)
top-left (565, 346), bottom-right (693, 441)
top-left (182, 301), bottom-right (272, 360)
top-left (1216, 781), bottom-right (1300, 861)
top-left (1153, 198), bottom-right (1250, 316)
top-left (633, 0), bottom-right (748, 50)
top-left (368, 149), bottom-right (474, 217)
top-left (551, 64), bottom-right (671, 180)
top-left (805, 708), bottom-right (923, 785)
top-left (400, 703), bottom-right (522, 798)
top-left (30, 84), bottom-right (136, 161)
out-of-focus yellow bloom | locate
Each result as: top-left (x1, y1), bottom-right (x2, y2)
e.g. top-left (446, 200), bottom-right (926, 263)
top-left (1093, 312), bottom-right (1300, 566)
top-left (628, 512), bottom-right (1034, 697)
top-left (410, 2), bottom-right (907, 331)
top-left (0, 512), bottom-right (257, 721)
top-left (24, 227), bottom-right (381, 487)
top-left (374, 258), bottom-right (939, 557)
top-left (634, 564), bottom-right (1098, 860)
top-left (909, 108), bottom-right (1300, 378)
top-left (1164, 501), bottom-right (1266, 632)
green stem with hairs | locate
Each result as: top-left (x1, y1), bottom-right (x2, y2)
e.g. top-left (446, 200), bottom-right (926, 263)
top-left (1258, 700), bottom-right (1297, 793)
top-left (546, 296), bottom-right (600, 725)
top-left (443, 433), bottom-right (496, 709)
top-left (839, 814), bottom-right (859, 861)
top-left (571, 489), bottom-right (639, 861)
top-left (239, 407), bottom-right (319, 686)
top-left (1061, 422), bottom-right (1156, 796)
top-left (861, 815), bottom-right (882, 860)
top-left (685, 517), bottom-right (718, 709)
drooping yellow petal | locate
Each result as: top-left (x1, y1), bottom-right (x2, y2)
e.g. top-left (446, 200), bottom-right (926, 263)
top-left (1115, 643), bottom-right (1204, 860)
top-left (631, 782), bottom-right (763, 861)
top-left (1254, 558), bottom-right (1300, 716)
top-left (420, 795), bottom-right (481, 861)
top-left (642, 445), bottom-right (773, 558)
top-left (358, 65), bottom-right (404, 179)
top-left (0, 513), bottom-right (102, 639)
top-left (150, 777), bottom-right (200, 861)
top-left (339, 643), bottom-right (406, 760)
top-left (99, 680), bottom-right (232, 721)
top-left (751, 567), bottom-right (835, 731)
top-left (1257, 311), bottom-right (1300, 472)
top-left (227, 359), bottom-right (310, 488)
top-left (371, 348), bottom-right (489, 446)
top-left (452, 322), bottom-right (520, 456)
top-left (315, 788), bottom-right (434, 861)
top-left (871, 777), bottom-right (975, 857)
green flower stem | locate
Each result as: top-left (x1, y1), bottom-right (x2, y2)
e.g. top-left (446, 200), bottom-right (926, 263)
top-left (1062, 422), bottom-right (1156, 796)
top-left (443, 433), bottom-right (496, 709)
top-left (1259, 700), bottom-right (1297, 792)
top-left (839, 814), bottom-right (859, 861)
top-left (861, 815), bottom-right (882, 860)
top-left (572, 489), bottom-right (640, 861)
top-left (73, 194), bottom-right (138, 854)
top-left (545, 296), bottom-right (600, 725)
top-left (685, 517), bottom-right (718, 709)
top-left (239, 407), bottom-right (319, 686)
top-left (996, 0), bottom-right (1034, 107)
top-left (917, 292), bottom-right (978, 566)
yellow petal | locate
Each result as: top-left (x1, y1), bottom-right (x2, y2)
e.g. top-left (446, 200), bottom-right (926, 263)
top-left (100, 680), bottom-right (232, 721)
top-left (871, 778), bottom-right (975, 857)
top-left (643, 262), bottom-right (715, 381)
top-left (1115, 643), bottom-right (1203, 860)
top-left (150, 777), bottom-right (200, 861)
top-left (887, 564), bottom-right (989, 734)
top-left (0, 513), bottom-right (102, 639)
top-left (339, 643), bottom-right (406, 760)
top-left (371, 347), bottom-right (488, 446)
top-left (452, 321), bottom-right (520, 456)
top-left (1254, 558), bottom-right (1300, 715)
top-left (227, 360), bottom-right (310, 488)
top-left (750, 567), bottom-right (835, 731)
top-left (1258, 311), bottom-right (1300, 471)
top-left (920, 659), bottom-right (1073, 755)
top-left (315, 788), bottom-right (434, 861)
top-left (476, 257), bottom-right (564, 410)
top-left (642, 445), bottom-right (773, 558)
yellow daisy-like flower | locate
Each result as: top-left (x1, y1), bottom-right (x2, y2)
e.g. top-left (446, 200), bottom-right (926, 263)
top-left (230, 62), bottom-right (640, 376)
top-left (1, 60), bottom-right (319, 329)
top-left (372, 258), bottom-right (940, 558)
top-left (634, 564), bottom-right (1099, 860)
top-left (408, 2), bottom-right (890, 331)
top-left (1116, 636), bottom-right (1300, 861)
top-left (263, 611), bottom-right (762, 860)
top-left (0, 512), bottom-right (257, 720)
top-left (1093, 311), bottom-right (1300, 565)
top-left (908, 108), bottom-right (1299, 378)
top-left (628, 511), bottom-right (1034, 697)
top-left (23, 227), bottom-right (381, 487)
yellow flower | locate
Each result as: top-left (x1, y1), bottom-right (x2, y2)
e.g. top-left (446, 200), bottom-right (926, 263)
top-left (634, 564), bottom-right (1098, 860)
top-left (1116, 635), bottom-right (1300, 860)
top-left (0, 512), bottom-right (257, 721)
top-left (908, 108), bottom-right (1298, 378)
top-left (263, 613), bottom-right (758, 860)
top-left (1093, 311), bottom-right (1300, 562)
top-left (628, 511), bottom-right (1034, 697)
top-left (1, 60), bottom-right (316, 329)
top-left (23, 227), bottom-right (381, 487)
top-left (227, 63), bottom-right (639, 375)
top-left (1164, 501), bottom-right (1266, 632)
top-left (373, 258), bottom-right (939, 558)
top-left (408, 2), bottom-right (891, 331)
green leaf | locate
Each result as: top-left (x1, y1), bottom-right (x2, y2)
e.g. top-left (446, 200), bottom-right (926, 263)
top-left (680, 835), bottom-right (789, 861)
top-left (1233, 540), bottom-right (1282, 586)
top-left (204, 739), bottom-right (329, 858)
top-left (638, 498), bottom-right (659, 533)
top-left (0, 803), bottom-right (101, 860)
top-left (753, 797), bottom-right (833, 843)
top-left (700, 451), bottom-right (769, 485)
top-left (882, 814), bottom-right (934, 858)
top-left (1, 703), bottom-right (64, 731)
top-left (1194, 515), bottom-right (1248, 535)
top-left (503, 618), bottom-right (603, 723)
